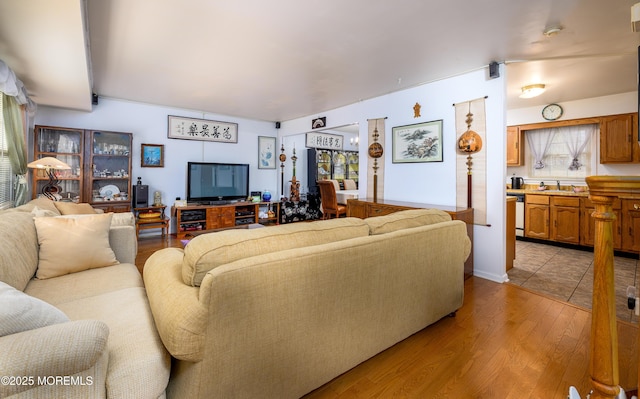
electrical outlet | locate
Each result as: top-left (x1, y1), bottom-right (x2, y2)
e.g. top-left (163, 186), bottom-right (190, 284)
top-left (627, 286), bottom-right (637, 310)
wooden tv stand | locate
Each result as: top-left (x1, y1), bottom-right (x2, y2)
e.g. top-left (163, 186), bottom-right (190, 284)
top-left (172, 202), bottom-right (260, 239)
top-left (347, 198), bottom-right (474, 279)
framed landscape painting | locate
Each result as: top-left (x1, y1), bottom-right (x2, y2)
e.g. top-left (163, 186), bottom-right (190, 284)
top-left (392, 120), bottom-right (443, 163)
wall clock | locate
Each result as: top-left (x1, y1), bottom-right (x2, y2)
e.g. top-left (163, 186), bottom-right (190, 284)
top-left (542, 103), bottom-right (563, 121)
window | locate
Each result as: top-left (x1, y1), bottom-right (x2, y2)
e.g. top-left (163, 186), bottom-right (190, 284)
top-left (527, 124), bottom-right (596, 180)
top-left (0, 94), bottom-right (14, 209)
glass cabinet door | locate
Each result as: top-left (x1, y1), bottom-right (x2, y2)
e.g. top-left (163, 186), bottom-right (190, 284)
top-left (347, 152), bottom-right (359, 184)
top-left (33, 126), bottom-right (84, 201)
top-left (316, 150), bottom-right (331, 181)
top-left (87, 131), bottom-right (132, 211)
top-left (332, 151), bottom-right (347, 181)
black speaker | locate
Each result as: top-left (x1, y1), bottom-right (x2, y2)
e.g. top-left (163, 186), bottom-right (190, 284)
top-left (132, 185), bottom-right (149, 208)
top-left (489, 61), bottom-right (500, 79)
top-left (275, 121), bottom-right (281, 129)
top-left (92, 93), bottom-right (99, 105)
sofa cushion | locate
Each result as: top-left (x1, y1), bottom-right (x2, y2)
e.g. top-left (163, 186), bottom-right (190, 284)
top-left (30, 205), bottom-right (60, 217)
top-left (365, 209), bottom-right (452, 235)
top-left (34, 213), bottom-right (119, 279)
top-left (15, 197), bottom-right (62, 215)
top-left (0, 281), bottom-right (69, 337)
top-left (183, 217), bottom-right (370, 286)
top-left (0, 210), bottom-right (39, 291)
top-left (54, 201), bottom-right (100, 215)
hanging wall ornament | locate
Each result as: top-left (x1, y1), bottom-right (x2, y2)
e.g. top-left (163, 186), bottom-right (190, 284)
top-left (368, 120), bottom-right (384, 202)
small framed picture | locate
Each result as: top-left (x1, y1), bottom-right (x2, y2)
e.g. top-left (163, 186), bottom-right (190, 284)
top-left (392, 120), bottom-right (443, 163)
top-left (258, 136), bottom-right (276, 169)
top-left (141, 144), bottom-right (164, 167)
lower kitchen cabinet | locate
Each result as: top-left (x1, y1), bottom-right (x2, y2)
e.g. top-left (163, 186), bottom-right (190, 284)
top-left (550, 196), bottom-right (580, 244)
top-left (524, 195), bottom-right (550, 239)
top-left (580, 198), bottom-right (622, 249)
top-left (622, 199), bottom-right (640, 252)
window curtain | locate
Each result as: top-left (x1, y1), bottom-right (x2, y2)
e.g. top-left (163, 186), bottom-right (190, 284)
top-left (564, 124), bottom-right (594, 170)
top-left (526, 128), bottom-right (556, 169)
top-left (3, 94), bottom-right (28, 205)
top-left (0, 60), bottom-right (34, 206)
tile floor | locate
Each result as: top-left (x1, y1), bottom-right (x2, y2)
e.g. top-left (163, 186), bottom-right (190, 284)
top-left (507, 239), bottom-right (640, 323)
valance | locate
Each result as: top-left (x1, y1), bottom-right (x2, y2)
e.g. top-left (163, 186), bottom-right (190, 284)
top-left (0, 60), bottom-right (36, 112)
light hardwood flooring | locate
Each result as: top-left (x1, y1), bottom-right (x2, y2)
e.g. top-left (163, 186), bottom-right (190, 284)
top-left (136, 235), bottom-right (639, 398)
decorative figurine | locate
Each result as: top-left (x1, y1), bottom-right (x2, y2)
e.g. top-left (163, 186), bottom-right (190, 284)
top-left (413, 102), bottom-right (421, 118)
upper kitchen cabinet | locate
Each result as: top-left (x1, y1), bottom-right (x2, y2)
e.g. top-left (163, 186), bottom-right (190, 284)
top-left (506, 126), bottom-right (523, 166)
top-left (600, 113), bottom-right (640, 163)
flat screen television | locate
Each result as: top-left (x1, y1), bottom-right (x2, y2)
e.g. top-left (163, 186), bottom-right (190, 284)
top-left (187, 162), bottom-right (249, 204)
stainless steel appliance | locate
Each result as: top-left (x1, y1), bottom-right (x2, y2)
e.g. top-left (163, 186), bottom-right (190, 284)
top-left (508, 193), bottom-right (525, 237)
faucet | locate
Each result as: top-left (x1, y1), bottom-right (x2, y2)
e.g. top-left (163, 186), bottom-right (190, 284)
top-left (556, 180), bottom-right (561, 191)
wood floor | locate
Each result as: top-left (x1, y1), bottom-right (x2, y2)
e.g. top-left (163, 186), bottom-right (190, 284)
top-left (136, 235), bottom-right (639, 399)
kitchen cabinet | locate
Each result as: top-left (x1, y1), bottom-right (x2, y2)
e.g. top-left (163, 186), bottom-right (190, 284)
top-left (34, 125), bottom-right (133, 212)
top-left (506, 126), bottom-right (523, 166)
top-left (550, 196), bottom-right (580, 244)
top-left (525, 194), bottom-right (580, 243)
top-left (580, 198), bottom-right (622, 249)
top-left (524, 195), bottom-right (550, 239)
top-left (599, 113), bottom-right (639, 163)
top-left (622, 199), bottom-right (640, 252)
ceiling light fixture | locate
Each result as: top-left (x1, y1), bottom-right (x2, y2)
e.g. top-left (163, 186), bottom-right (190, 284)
top-left (519, 84), bottom-right (546, 99)
top-left (632, 3), bottom-right (640, 32)
top-left (543, 26), bottom-right (563, 37)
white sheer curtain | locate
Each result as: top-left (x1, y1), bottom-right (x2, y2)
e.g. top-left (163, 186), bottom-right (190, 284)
top-left (565, 124), bottom-right (594, 170)
top-left (526, 128), bottom-right (556, 169)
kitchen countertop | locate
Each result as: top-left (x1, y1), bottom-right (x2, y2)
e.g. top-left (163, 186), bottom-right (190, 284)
top-left (506, 188), bottom-right (589, 197)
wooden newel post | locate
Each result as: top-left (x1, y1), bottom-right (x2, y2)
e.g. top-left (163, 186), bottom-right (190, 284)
top-left (588, 193), bottom-right (620, 399)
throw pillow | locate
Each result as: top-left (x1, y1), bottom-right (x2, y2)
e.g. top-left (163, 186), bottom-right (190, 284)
top-left (0, 281), bottom-right (69, 337)
top-left (34, 213), bottom-right (119, 279)
top-left (54, 202), bottom-right (99, 215)
top-left (30, 205), bottom-right (59, 218)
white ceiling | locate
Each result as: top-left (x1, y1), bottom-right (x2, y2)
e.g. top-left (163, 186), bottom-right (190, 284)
top-left (0, 0), bottom-right (639, 122)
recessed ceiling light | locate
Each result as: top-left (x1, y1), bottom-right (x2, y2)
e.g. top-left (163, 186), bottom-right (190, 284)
top-left (519, 84), bottom-right (546, 99)
top-left (543, 26), bottom-right (563, 37)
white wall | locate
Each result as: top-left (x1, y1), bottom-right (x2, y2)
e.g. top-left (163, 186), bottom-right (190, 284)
top-left (507, 92), bottom-right (639, 183)
top-left (280, 67), bottom-right (508, 283)
top-left (34, 98), bottom-right (278, 231)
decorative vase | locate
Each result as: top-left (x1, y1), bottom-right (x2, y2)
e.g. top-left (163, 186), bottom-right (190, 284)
top-left (262, 190), bottom-right (271, 202)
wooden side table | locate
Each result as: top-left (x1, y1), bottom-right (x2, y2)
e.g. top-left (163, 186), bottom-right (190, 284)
top-left (134, 206), bottom-right (169, 238)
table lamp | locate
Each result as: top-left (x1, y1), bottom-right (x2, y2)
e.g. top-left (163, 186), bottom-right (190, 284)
top-left (27, 157), bottom-right (71, 200)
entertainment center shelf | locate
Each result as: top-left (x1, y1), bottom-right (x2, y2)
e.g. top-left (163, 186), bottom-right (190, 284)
top-left (173, 202), bottom-right (273, 239)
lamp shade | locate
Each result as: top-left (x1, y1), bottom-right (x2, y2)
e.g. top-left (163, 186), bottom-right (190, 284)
top-left (27, 157), bottom-right (71, 170)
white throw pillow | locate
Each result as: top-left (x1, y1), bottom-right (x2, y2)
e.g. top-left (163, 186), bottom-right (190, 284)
top-left (34, 213), bottom-right (119, 279)
top-left (0, 281), bottom-right (69, 336)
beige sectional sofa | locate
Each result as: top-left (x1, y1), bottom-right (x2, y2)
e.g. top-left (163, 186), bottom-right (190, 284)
top-left (144, 209), bottom-right (471, 399)
top-left (0, 199), bottom-right (170, 398)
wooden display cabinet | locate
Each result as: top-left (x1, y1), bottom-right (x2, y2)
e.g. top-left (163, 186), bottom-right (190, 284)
top-left (173, 202), bottom-right (260, 239)
top-left (32, 126), bottom-right (84, 201)
top-left (85, 130), bottom-right (133, 212)
top-left (33, 125), bottom-right (132, 212)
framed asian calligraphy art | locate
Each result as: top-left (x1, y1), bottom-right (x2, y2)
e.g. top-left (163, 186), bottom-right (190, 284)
top-left (392, 120), bottom-right (443, 163)
top-left (305, 132), bottom-right (343, 150)
top-left (258, 136), bottom-right (276, 169)
top-left (168, 115), bottom-right (238, 143)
